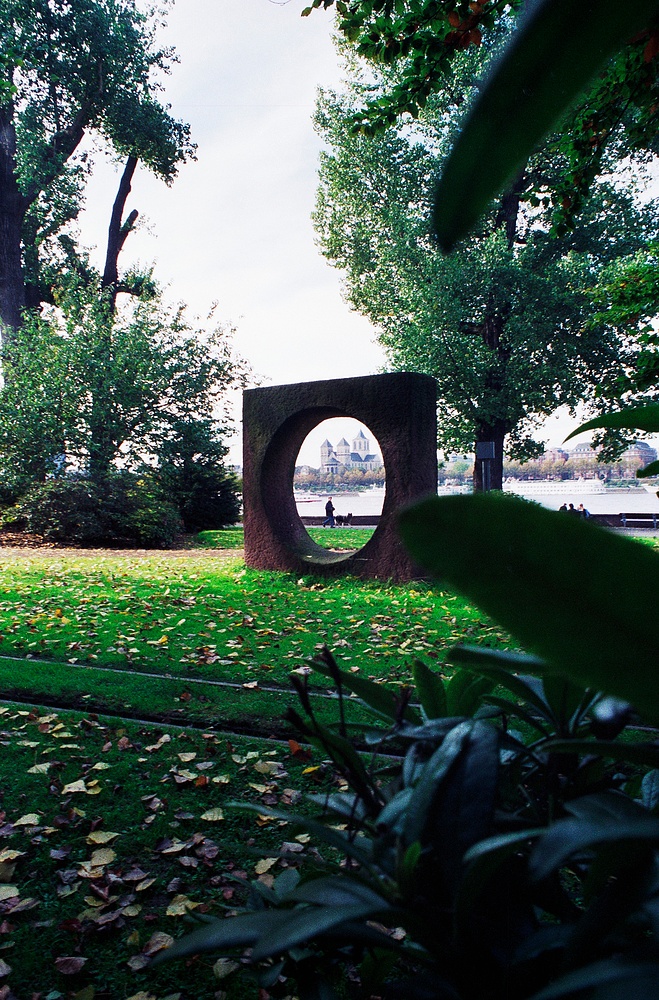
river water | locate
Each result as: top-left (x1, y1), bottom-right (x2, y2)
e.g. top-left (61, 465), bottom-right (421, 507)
top-left (295, 482), bottom-right (659, 518)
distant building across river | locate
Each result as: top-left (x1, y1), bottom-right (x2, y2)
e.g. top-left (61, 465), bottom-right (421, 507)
top-left (320, 428), bottom-right (383, 475)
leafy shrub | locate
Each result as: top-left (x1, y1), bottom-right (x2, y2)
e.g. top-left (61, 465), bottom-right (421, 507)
top-left (158, 463), bottom-right (241, 533)
top-left (160, 494), bottom-right (659, 999)
top-left (2, 474), bottom-right (182, 547)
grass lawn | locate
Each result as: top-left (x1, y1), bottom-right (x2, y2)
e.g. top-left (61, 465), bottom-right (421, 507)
top-left (0, 530), bottom-right (511, 997)
top-left (0, 701), bottom-right (340, 999)
top-left (0, 544), bottom-right (506, 730)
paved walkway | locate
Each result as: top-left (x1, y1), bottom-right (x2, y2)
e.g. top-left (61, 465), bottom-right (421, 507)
top-left (0, 544), bottom-right (244, 560)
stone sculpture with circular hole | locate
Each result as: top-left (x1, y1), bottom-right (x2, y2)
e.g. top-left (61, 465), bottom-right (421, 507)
top-left (242, 373), bottom-right (437, 581)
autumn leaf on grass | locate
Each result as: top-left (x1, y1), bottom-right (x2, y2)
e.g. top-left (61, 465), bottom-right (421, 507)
top-left (55, 955), bottom-right (87, 974)
top-left (90, 848), bottom-right (116, 867)
top-left (27, 762), bottom-right (51, 774)
top-left (86, 831), bottom-right (120, 845)
top-left (254, 858), bottom-right (277, 875)
top-left (166, 894), bottom-right (199, 917)
top-left (0, 958), bottom-right (11, 977)
top-left (0, 887), bottom-right (18, 902)
top-left (200, 807), bottom-right (224, 822)
top-left (142, 930), bottom-right (174, 956)
top-left (13, 813), bottom-right (40, 827)
top-left (214, 958), bottom-right (240, 980)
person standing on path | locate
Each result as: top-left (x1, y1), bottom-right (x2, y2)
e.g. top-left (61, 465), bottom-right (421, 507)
top-left (323, 496), bottom-right (335, 527)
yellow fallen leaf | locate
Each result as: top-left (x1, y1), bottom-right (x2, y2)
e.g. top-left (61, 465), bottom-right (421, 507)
top-left (90, 848), bottom-right (116, 867)
top-left (123, 904), bottom-right (142, 917)
top-left (86, 831), bottom-right (120, 845)
top-left (200, 808), bottom-right (224, 822)
top-left (91, 762), bottom-right (110, 770)
top-left (142, 930), bottom-right (174, 956)
top-left (0, 886), bottom-right (18, 901)
top-left (13, 813), bottom-right (40, 826)
top-left (254, 760), bottom-right (280, 774)
top-left (166, 894), bottom-right (199, 917)
top-left (254, 858), bottom-right (277, 875)
top-left (177, 752), bottom-right (196, 762)
top-left (62, 780), bottom-right (88, 795)
top-left (0, 850), bottom-right (24, 863)
top-left (156, 635), bottom-right (168, 645)
top-left (136, 878), bottom-right (156, 892)
top-left (27, 762), bottom-right (51, 774)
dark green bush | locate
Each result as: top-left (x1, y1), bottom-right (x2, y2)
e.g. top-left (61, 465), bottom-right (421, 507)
top-left (2, 474), bottom-right (182, 547)
top-left (158, 463), bottom-right (241, 532)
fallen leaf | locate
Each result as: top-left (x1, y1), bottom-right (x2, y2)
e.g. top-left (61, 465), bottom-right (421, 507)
top-left (0, 959), bottom-right (10, 977)
top-left (55, 955), bottom-right (87, 974)
top-left (13, 813), bottom-right (40, 826)
top-left (90, 848), bottom-right (116, 867)
top-left (213, 958), bottom-right (240, 979)
top-left (254, 858), bottom-right (277, 875)
top-left (142, 930), bottom-right (174, 956)
top-left (0, 852), bottom-right (23, 863)
top-left (166, 894), bottom-right (199, 917)
top-left (0, 889), bottom-right (17, 902)
top-left (200, 808), bottom-right (224, 822)
top-left (86, 831), bottom-right (119, 845)
top-left (61, 780), bottom-right (88, 795)
top-left (27, 762), bottom-right (51, 774)
top-left (127, 955), bottom-right (150, 971)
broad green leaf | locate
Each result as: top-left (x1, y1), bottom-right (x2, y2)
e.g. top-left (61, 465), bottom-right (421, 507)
top-left (530, 816), bottom-right (659, 882)
top-left (528, 959), bottom-right (659, 1000)
top-left (445, 669), bottom-right (494, 717)
top-left (425, 721), bottom-right (499, 894)
top-left (638, 460), bottom-right (659, 479)
top-left (563, 791), bottom-right (651, 823)
top-left (288, 876), bottom-right (389, 909)
top-left (449, 644), bottom-right (546, 674)
top-left (229, 803), bottom-right (374, 867)
top-left (309, 659), bottom-right (421, 724)
top-left (412, 659), bottom-right (447, 719)
top-left (403, 722), bottom-right (473, 845)
top-left (449, 651), bottom-right (553, 719)
top-left (564, 404), bottom-right (659, 441)
top-left (152, 910), bottom-right (277, 962)
top-left (433, 0), bottom-right (659, 249)
top-left (398, 494), bottom-right (659, 722)
top-left (642, 770), bottom-right (659, 812)
top-left (542, 740), bottom-right (659, 770)
top-left (250, 900), bottom-right (390, 960)
top-left (458, 828), bottom-right (545, 926)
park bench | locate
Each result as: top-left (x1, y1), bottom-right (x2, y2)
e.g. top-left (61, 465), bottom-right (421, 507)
top-left (619, 512), bottom-right (658, 529)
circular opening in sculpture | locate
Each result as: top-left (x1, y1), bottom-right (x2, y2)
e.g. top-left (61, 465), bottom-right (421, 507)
top-left (294, 418), bottom-right (385, 559)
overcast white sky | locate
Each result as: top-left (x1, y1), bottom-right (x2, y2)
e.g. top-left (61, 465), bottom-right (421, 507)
top-left (78, 0), bottom-right (593, 468)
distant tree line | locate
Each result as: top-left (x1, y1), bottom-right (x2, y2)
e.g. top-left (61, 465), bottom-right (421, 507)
top-left (293, 467), bottom-right (386, 490)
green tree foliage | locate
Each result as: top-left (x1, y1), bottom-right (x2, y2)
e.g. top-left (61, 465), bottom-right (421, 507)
top-left (156, 418), bottom-right (242, 532)
top-left (313, 53), bottom-right (659, 487)
top-left (0, 0), bottom-right (195, 335)
top-left (305, 0), bottom-right (659, 236)
top-left (0, 282), bottom-right (248, 513)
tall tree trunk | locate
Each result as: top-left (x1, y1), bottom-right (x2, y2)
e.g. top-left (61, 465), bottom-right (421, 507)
top-left (473, 421), bottom-right (507, 491)
top-left (102, 155), bottom-right (139, 312)
top-left (0, 104), bottom-right (29, 343)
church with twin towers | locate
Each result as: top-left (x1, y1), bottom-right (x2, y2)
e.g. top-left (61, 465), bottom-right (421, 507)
top-left (320, 428), bottom-right (383, 475)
